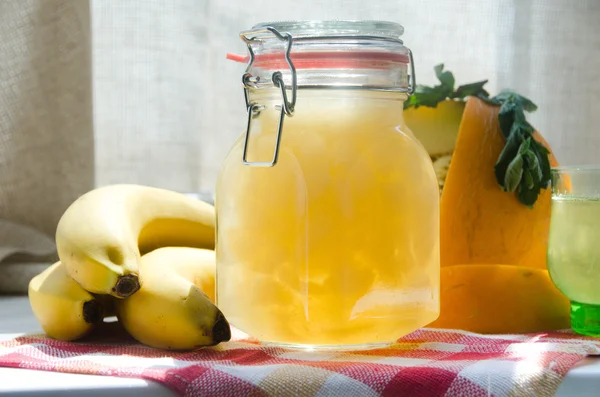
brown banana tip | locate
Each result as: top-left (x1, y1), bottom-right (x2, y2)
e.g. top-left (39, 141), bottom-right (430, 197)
top-left (213, 311), bottom-right (231, 343)
top-left (82, 300), bottom-right (104, 324)
top-left (113, 274), bottom-right (141, 298)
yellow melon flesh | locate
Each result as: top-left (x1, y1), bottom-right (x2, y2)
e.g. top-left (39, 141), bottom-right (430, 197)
top-left (427, 264), bottom-right (570, 334)
top-left (404, 99), bottom-right (465, 157)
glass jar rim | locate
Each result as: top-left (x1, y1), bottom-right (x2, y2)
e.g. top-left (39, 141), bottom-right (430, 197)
top-left (249, 20), bottom-right (405, 42)
top-left (552, 165), bottom-right (600, 173)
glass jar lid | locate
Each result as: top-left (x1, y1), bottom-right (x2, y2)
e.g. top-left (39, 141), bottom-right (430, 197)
top-left (230, 20), bottom-right (410, 72)
top-left (231, 20), bottom-right (414, 88)
top-left (247, 20), bottom-right (405, 42)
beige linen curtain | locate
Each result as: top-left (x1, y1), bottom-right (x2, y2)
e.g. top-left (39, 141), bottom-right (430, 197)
top-left (1, 0), bottom-right (599, 293)
top-left (0, 0), bottom-right (94, 292)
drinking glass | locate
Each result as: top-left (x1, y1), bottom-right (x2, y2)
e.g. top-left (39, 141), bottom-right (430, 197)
top-left (548, 166), bottom-right (600, 336)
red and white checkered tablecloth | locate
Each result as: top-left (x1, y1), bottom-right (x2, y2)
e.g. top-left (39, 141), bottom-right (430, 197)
top-left (1, 327), bottom-right (600, 396)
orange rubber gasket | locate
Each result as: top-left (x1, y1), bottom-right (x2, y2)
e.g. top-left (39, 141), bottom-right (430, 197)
top-left (226, 51), bottom-right (409, 70)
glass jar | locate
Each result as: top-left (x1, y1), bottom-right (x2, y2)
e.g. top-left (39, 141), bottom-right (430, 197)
top-left (217, 21), bottom-right (440, 350)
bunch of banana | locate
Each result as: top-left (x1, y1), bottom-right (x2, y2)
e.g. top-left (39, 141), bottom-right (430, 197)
top-left (28, 184), bottom-right (230, 350)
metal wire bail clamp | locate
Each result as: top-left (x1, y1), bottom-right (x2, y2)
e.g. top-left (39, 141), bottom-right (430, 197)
top-left (240, 26), bottom-right (298, 167)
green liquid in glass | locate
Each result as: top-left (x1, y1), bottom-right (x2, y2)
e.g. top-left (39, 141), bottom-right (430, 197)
top-left (571, 301), bottom-right (600, 336)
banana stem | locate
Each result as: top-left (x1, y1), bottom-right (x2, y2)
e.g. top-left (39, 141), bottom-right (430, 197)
top-left (82, 300), bottom-right (104, 324)
top-left (211, 312), bottom-right (232, 344)
top-left (113, 275), bottom-right (141, 298)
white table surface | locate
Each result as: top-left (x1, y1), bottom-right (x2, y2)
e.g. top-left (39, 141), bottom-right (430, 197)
top-left (1, 295), bottom-right (599, 396)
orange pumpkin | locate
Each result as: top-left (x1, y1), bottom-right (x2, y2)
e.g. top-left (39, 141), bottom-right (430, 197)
top-left (440, 97), bottom-right (558, 269)
top-left (428, 264), bottom-right (570, 333)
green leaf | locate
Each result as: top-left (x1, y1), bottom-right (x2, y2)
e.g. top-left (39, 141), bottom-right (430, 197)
top-left (434, 64), bottom-right (455, 91)
top-left (404, 64), bottom-right (489, 109)
top-left (513, 106), bottom-right (527, 125)
top-left (452, 80), bottom-right (489, 99)
top-left (518, 137), bottom-right (532, 155)
top-left (492, 91), bottom-right (515, 103)
top-left (520, 120), bottom-right (535, 134)
top-left (478, 93), bottom-right (500, 105)
top-left (532, 140), bottom-right (552, 189)
top-left (523, 168), bottom-right (535, 189)
top-left (524, 149), bottom-right (543, 183)
top-left (404, 85), bottom-right (450, 109)
top-left (517, 176), bottom-right (542, 208)
top-left (515, 93), bottom-right (538, 112)
top-left (497, 101), bottom-right (517, 139)
top-left (504, 154), bottom-right (524, 193)
top-left (492, 90), bottom-right (538, 112)
top-left (495, 128), bottom-right (523, 187)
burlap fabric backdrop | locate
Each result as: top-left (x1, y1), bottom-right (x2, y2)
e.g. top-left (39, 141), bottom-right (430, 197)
top-left (0, 0), bottom-right (94, 293)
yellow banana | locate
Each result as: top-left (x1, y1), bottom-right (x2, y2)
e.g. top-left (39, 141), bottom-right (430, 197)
top-left (136, 246), bottom-right (216, 302)
top-left (115, 247), bottom-right (229, 350)
top-left (56, 184), bottom-right (215, 298)
top-left (28, 261), bottom-right (111, 341)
